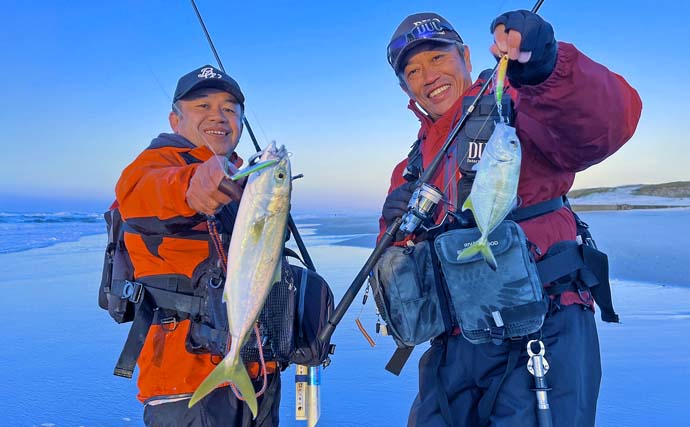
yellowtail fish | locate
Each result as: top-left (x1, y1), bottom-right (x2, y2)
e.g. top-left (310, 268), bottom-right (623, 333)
top-left (457, 122), bottom-right (521, 270)
top-left (495, 54), bottom-right (509, 119)
top-left (189, 142), bottom-right (292, 417)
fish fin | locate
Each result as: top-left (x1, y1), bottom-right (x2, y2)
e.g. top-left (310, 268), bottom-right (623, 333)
top-left (272, 260), bottom-right (282, 285)
top-left (189, 351), bottom-right (259, 418)
top-left (461, 196), bottom-right (473, 213)
top-left (457, 237), bottom-right (498, 270)
top-left (250, 216), bottom-right (267, 241)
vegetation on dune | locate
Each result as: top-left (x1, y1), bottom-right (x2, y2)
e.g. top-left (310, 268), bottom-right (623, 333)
top-left (633, 182), bottom-right (690, 198)
top-left (569, 182), bottom-right (690, 200)
top-left (567, 187), bottom-right (616, 199)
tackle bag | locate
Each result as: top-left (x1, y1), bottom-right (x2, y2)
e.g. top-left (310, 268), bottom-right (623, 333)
top-left (237, 258), bottom-right (298, 364)
top-left (287, 264), bottom-right (335, 366)
top-left (99, 204), bottom-right (136, 324)
top-left (434, 220), bottom-right (548, 344)
top-left (370, 240), bottom-right (448, 348)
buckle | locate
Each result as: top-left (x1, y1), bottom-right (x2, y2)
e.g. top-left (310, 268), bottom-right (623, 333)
top-left (489, 326), bottom-right (506, 345)
top-left (122, 280), bottom-right (144, 304)
top-left (160, 316), bottom-right (178, 332)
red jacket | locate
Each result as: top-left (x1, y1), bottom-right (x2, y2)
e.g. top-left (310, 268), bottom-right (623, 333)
top-left (380, 42), bottom-right (642, 306)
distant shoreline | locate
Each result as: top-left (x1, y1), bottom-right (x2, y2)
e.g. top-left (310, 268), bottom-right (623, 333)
top-left (571, 204), bottom-right (690, 212)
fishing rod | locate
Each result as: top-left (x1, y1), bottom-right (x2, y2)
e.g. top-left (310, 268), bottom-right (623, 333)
top-left (190, 0), bottom-right (316, 272)
top-left (319, 0), bottom-right (545, 345)
top-left (190, 4), bottom-right (323, 425)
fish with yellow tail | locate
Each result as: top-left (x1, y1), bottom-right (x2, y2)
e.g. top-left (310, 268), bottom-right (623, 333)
top-left (457, 122), bottom-right (521, 270)
top-left (189, 141), bottom-right (292, 417)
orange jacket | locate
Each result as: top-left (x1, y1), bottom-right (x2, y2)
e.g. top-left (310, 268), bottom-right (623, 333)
top-left (115, 133), bottom-right (274, 402)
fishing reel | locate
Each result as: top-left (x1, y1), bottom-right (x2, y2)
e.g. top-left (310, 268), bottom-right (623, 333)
top-left (399, 183), bottom-right (444, 235)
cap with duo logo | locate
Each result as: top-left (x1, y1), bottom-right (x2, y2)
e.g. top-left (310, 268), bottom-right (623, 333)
top-left (173, 65), bottom-right (245, 106)
top-left (387, 13), bottom-right (464, 73)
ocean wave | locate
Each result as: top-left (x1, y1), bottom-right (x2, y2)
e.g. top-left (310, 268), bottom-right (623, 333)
top-left (0, 212), bottom-right (105, 254)
top-left (0, 212), bottom-right (102, 224)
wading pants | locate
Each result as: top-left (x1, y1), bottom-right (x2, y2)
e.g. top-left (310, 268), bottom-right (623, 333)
top-left (143, 372), bottom-right (281, 427)
top-left (408, 304), bottom-right (602, 427)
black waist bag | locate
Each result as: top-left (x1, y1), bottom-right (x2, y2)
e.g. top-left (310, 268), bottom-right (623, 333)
top-left (288, 265), bottom-right (335, 366)
top-left (370, 241), bottom-right (447, 347)
top-left (186, 257), bottom-right (297, 364)
top-left (434, 221), bottom-right (548, 344)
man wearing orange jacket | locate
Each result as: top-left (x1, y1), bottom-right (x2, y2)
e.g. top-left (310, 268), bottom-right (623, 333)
top-left (115, 65), bottom-right (280, 426)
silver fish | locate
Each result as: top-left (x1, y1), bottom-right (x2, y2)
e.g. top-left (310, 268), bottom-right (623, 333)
top-left (457, 122), bottom-right (521, 270)
top-left (189, 142), bottom-right (291, 417)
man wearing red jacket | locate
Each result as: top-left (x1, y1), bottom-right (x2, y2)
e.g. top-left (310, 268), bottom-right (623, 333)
top-left (380, 11), bottom-right (641, 427)
top-left (115, 65), bottom-right (280, 426)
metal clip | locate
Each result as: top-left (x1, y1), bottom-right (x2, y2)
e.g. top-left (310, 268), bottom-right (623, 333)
top-left (526, 339), bottom-right (553, 427)
top-left (160, 316), bottom-right (178, 332)
top-left (122, 280), bottom-right (144, 304)
top-left (376, 322), bottom-right (389, 336)
top-left (577, 287), bottom-right (594, 305)
top-left (208, 275), bottom-right (223, 289)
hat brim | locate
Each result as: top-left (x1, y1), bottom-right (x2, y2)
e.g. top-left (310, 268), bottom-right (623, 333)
top-left (393, 38), bottom-right (458, 73)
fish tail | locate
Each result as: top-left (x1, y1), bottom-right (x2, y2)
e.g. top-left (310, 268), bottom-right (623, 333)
top-left (461, 196), bottom-right (473, 213)
top-left (189, 351), bottom-right (259, 418)
top-left (457, 236), bottom-right (498, 271)
top-left (480, 243), bottom-right (498, 271)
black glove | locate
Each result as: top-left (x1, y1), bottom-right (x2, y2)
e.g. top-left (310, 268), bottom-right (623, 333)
top-left (490, 10), bottom-right (557, 86)
top-left (382, 182), bottom-right (416, 227)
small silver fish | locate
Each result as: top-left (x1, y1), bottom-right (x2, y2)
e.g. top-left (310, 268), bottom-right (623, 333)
top-left (457, 122), bottom-right (521, 269)
top-left (189, 142), bottom-right (291, 417)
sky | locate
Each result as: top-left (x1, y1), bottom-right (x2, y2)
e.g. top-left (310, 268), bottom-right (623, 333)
top-left (0, 0), bottom-right (685, 214)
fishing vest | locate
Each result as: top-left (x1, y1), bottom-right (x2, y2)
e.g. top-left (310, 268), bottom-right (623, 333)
top-left (100, 157), bottom-right (292, 379)
top-left (372, 92), bottom-right (619, 375)
top-left (404, 88), bottom-right (515, 220)
top-left (100, 151), bottom-right (336, 379)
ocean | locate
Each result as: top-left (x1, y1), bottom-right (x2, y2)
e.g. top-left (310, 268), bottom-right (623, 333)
top-left (0, 212), bottom-right (105, 254)
top-left (0, 209), bottom-right (689, 426)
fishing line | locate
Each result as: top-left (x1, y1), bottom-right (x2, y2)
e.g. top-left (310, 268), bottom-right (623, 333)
top-left (190, 0), bottom-right (262, 153)
top-left (146, 63), bottom-right (173, 103)
top-left (247, 108), bottom-right (273, 148)
top-left (189, 0), bottom-right (317, 273)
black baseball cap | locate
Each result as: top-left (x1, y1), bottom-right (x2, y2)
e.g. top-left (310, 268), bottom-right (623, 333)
top-left (172, 65), bottom-right (245, 106)
top-left (387, 13), bottom-right (464, 73)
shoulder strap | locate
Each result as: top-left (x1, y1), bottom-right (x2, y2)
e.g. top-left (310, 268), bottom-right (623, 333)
top-left (507, 196), bottom-right (565, 223)
top-left (385, 346), bottom-right (415, 376)
top-left (298, 267), bottom-right (309, 339)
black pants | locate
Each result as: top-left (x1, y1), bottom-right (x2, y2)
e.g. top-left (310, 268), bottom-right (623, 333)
top-left (408, 304), bottom-right (601, 427)
top-left (143, 372), bottom-right (281, 427)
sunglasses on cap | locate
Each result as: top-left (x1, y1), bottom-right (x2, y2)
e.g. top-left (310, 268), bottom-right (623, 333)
top-left (387, 20), bottom-right (463, 70)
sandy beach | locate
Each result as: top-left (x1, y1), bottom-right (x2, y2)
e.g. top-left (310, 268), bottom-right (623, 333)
top-left (1, 210), bottom-right (689, 426)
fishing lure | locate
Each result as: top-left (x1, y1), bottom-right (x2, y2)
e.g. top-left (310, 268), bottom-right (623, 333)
top-left (494, 54), bottom-right (509, 120)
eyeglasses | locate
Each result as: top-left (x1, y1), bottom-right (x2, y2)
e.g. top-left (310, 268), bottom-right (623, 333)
top-left (387, 20), bottom-right (463, 69)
